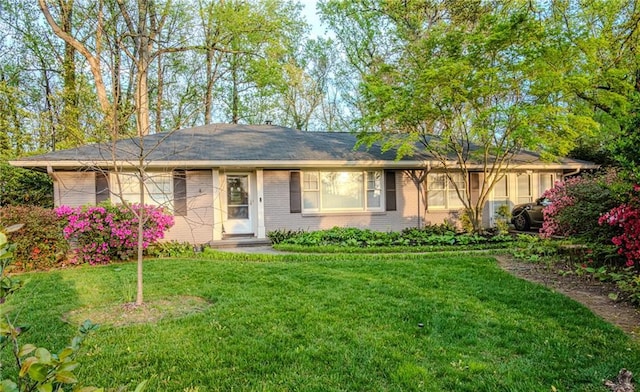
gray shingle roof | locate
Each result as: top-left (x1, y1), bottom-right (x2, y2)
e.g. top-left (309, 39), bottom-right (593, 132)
top-left (11, 123), bottom-right (596, 170)
top-left (16, 124), bottom-right (409, 163)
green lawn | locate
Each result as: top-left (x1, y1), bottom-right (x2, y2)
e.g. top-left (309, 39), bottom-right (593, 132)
top-left (7, 253), bottom-right (640, 391)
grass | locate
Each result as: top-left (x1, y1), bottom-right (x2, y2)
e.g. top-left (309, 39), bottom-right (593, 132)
top-left (272, 242), bottom-right (513, 253)
top-left (6, 252), bottom-right (640, 391)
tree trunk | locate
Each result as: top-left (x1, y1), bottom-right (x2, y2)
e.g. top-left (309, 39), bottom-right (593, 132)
top-left (155, 52), bottom-right (163, 134)
top-left (39, 0), bottom-right (113, 130)
top-left (205, 48), bottom-right (214, 124)
top-left (135, 0), bottom-right (151, 136)
top-left (231, 52), bottom-right (240, 124)
top-left (136, 167), bottom-right (145, 305)
top-left (59, 0), bottom-right (80, 147)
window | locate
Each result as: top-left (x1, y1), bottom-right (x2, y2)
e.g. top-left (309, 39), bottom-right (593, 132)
top-left (427, 173), bottom-right (466, 209)
top-left (493, 175), bottom-right (508, 199)
top-left (539, 173), bottom-right (555, 195)
top-left (301, 170), bottom-right (383, 212)
top-left (517, 173), bottom-right (533, 204)
top-left (366, 171), bottom-right (382, 209)
top-left (491, 174), bottom-right (510, 226)
top-left (110, 171), bottom-right (173, 209)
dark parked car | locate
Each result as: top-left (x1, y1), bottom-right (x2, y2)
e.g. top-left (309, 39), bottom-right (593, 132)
top-left (511, 197), bottom-right (550, 231)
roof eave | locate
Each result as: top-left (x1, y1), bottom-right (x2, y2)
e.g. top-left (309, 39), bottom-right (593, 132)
top-left (9, 159), bottom-right (600, 171)
top-left (9, 159), bottom-right (435, 170)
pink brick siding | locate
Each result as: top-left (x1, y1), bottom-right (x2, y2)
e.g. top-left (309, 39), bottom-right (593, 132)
top-left (165, 170), bottom-right (214, 244)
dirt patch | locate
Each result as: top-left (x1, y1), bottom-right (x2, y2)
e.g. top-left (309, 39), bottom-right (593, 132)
top-left (496, 255), bottom-right (640, 338)
top-left (64, 295), bottom-right (212, 327)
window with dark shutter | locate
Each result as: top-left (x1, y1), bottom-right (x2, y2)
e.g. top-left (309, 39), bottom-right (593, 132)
top-left (173, 170), bottom-right (187, 216)
top-left (290, 171), bottom-right (301, 213)
top-left (385, 170), bottom-right (396, 211)
top-left (95, 172), bottom-right (110, 204)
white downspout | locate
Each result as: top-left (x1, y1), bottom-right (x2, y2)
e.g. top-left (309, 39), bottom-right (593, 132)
top-left (46, 165), bottom-right (61, 207)
top-left (562, 168), bottom-right (581, 179)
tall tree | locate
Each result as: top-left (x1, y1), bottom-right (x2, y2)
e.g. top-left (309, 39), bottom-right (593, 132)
top-left (280, 38), bottom-right (332, 131)
top-left (551, 0), bottom-right (640, 178)
top-left (38, 0), bottom-right (193, 305)
top-left (321, 0), bottom-right (597, 231)
top-left (215, 0), bottom-right (307, 124)
top-left (57, 0), bottom-right (81, 148)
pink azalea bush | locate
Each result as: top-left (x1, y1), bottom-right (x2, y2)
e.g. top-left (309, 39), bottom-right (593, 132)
top-left (598, 185), bottom-right (640, 268)
top-left (539, 171), bottom-right (624, 241)
top-left (56, 204), bottom-right (174, 265)
top-left (539, 176), bottom-right (583, 238)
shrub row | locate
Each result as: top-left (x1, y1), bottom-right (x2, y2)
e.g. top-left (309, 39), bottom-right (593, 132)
top-left (0, 203), bottom-right (175, 269)
top-left (269, 226), bottom-right (514, 248)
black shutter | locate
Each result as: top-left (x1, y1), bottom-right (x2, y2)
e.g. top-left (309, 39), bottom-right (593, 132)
top-left (290, 171), bottom-right (301, 213)
top-left (385, 170), bottom-right (396, 211)
top-left (95, 172), bottom-right (110, 204)
top-left (173, 170), bottom-right (187, 216)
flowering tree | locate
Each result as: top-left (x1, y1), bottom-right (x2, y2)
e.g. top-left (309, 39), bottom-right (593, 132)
top-left (56, 204), bottom-right (174, 265)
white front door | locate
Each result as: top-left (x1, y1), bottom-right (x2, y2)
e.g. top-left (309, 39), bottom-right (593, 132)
top-left (225, 174), bottom-right (253, 234)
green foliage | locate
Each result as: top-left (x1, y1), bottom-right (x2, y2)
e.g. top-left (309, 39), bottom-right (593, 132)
top-left (0, 224), bottom-right (102, 391)
top-left (575, 261), bottom-right (640, 306)
top-left (0, 206), bottom-right (69, 271)
top-left (275, 225), bottom-right (514, 249)
top-left (510, 234), bottom-right (562, 263)
top-left (551, 0), bottom-right (640, 178)
top-left (145, 241), bottom-right (195, 258)
top-left (324, 1), bottom-right (597, 232)
top-left (267, 228), bottom-right (306, 244)
top-left (0, 162), bottom-right (53, 208)
top-left (0, 224), bottom-right (23, 301)
top-left (458, 209), bottom-right (475, 234)
top-left (494, 204), bottom-right (512, 235)
top-left (1, 320), bottom-right (102, 392)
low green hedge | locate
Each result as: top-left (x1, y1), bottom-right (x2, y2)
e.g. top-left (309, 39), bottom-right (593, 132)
top-left (268, 226), bottom-right (514, 250)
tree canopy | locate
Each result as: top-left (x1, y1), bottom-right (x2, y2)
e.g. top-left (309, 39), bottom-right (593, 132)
top-left (320, 0), bottom-right (603, 230)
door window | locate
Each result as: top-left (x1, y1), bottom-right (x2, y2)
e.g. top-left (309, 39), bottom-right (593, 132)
top-left (227, 175), bottom-right (249, 219)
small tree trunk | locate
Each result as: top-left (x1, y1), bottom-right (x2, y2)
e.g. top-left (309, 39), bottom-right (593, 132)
top-left (231, 53), bottom-right (240, 124)
top-left (473, 207), bottom-right (483, 233)
top-left (136, 213), bottom-right (144, 305)
top-left (136, 168), bottom-right (145, 306)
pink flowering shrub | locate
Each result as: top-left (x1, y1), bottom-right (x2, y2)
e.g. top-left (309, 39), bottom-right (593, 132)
top-left (540, 171), bottom-right (624, 243)
top-left (540, 177), bottom-right (581, 238)
top-left (598, 186), bottom-right (640, 268)
top-left (56, 203), bottom-right (174, 265)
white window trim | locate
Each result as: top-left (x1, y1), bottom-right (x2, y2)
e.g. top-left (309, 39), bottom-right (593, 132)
top-left (492, 174), bottom-right (510, 201)
top-left (109, 171), bottom-right (174, 210)
top-left (539, 173), bottom-right (556, 196)
top-left (516, 172), bottom-right (533, 204)
top-left (301, 170), bottom-right (385, 213)
top-left (427, 172), bottom-right (468, 211)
